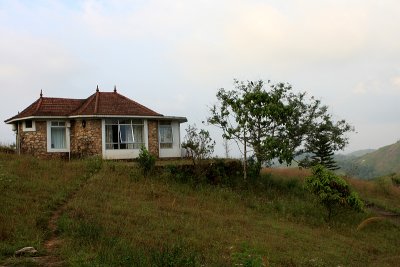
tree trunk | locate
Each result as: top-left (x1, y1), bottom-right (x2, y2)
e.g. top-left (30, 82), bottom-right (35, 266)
top-left (243, 131), bottom-right (247, 181)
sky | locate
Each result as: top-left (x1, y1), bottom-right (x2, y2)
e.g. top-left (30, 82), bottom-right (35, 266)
top-left (1, 0), bottom-right (400, 157)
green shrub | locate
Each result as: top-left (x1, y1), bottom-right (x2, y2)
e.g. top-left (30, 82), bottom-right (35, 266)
top-left (305, 165), bottom-right (364, 221)
top-left (205, 159), bottom-right (242, 186)
top-left (86, 156), bottom-right (103, 175)
top-left (231, 243), bottom-right (265, 267)
top-left (390, 173), bottom-right (400, 186)
top-left (138, 146), bottom-right (156, 176)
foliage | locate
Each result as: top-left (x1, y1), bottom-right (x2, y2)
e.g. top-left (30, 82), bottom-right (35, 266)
top-left (305, 165), bottom-right (364, 221)
top-left (300, 114), bottom-right (352, 170)
top-left (165, 159), bottom-right (243, 186)
top-left (231, 243), bottom-right (266, 267)
top-left (208, 79), bottom-right (353, 179)
top-left (86, 156), bottom-right (103, 175)
top-left (138, 146), bottom-right (156, 176)
top-left (0, 143), bottom-right (15, 154)
top-left (181, 124), bottom-right (215, 166)
top-left (300, 136), bottom-right (339, 170)
top-left (338, 141), bottom-right (400, 179)
top-left (391, 174), bottom-right (400, 186)
top-left (2, 154), bottom-right (400, 266)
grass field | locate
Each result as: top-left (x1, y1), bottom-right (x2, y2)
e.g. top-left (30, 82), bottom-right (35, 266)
top-left (1, 155), bottom-right (399, 266)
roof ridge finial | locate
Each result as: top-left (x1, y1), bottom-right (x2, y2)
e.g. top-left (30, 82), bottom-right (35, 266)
top-left (40, 89), bottom-right (43, 98)
top-left (114, 85), bottom-right (117, 93)
top-left (96, 85), bottom-right (99, 92)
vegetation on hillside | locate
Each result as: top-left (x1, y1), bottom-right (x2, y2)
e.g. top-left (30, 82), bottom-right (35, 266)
top-left (1, 154), bottom-right (399, 266)
top-left (305, 165), bottom-right (363, 221)
top-left (338, 141), bottom-right (400, 179)
top-left (208, 79), bottom-right (353, 178)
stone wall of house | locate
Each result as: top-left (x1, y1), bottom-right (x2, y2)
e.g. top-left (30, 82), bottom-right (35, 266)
top-left (147, 120), bottom-right (159, 157)
top-left (18, 121), bottom-right (68, 159)
top-left (70, 119), bottom-right (102, 157)
top-left (19, 120), bottom-right (47, 157)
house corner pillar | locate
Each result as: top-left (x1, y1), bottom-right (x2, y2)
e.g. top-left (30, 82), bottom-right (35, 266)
top-left (147, 120), bottom-right (159, 158)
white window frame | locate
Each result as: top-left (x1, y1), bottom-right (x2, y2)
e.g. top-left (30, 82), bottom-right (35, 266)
top-left (23, 120), bottom-right (36, 132)
top-left (104, 119), bottom-right (144, 150)
top-left (47, 121), bottom-right (70, 153)
top-left (159, 121), bottom-right (173, 149)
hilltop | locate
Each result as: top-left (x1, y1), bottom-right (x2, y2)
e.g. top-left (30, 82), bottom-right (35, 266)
top-left (0, 153), bottom-right (399, 266)
top-left (338, 141), bottom-right (400, 179)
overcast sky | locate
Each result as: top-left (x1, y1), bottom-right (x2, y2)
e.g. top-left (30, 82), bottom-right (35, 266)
top-left (1, 0), bottom-right (400, 156)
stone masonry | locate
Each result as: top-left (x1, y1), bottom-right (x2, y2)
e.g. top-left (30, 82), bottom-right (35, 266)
top-left (147, 120), bottom-right (159, 157)
top-left (18, 121), bottom-right (47, 157)
top-left (70, 119), bottom-right (102, 157)
top-left (17, 119), bottom-right (160, 159)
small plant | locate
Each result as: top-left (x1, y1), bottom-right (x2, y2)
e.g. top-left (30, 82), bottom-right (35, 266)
top-left (138, 146), bottom-right (156, 176)
top-left (231, 243), bottom-right (266, 267)
top-left (182, 124), bottom-right (215, 166)
top-left (390, 173), bottom-right (400, 186)
top-left (305, 165), bottom-right (364, 221)
top-left (86, 156), bottom-right (103, 175)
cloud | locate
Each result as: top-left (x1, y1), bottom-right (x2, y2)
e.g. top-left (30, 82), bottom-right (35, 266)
top-left (353, 82), bottom-right (367, 95)
top-left (1, 0), bottom-right (400, 154)
top-left (391, 75), bottom-right (400, 88)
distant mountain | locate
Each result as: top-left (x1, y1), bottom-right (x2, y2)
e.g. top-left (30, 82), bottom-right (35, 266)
top-left (337, 141), bottom-right (400, 179)
top-left (341, 149), bottom-right (376, 158)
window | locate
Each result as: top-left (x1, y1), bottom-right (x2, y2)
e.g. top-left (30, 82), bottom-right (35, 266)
top-left (25, 120), bottom-right (32, 128)
top-left (23, 120), bottom-right (36, 132)
top-left (50, 121), bottom-right (66, 149)
top-left (105, 119), bottom-right (144, 150)
top-left (159, 121), bottom-right (173, 149)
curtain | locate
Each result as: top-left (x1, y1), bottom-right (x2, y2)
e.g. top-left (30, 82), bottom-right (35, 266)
top-left (51, 127), bottom-right (66, 149)
top-left (120, 125), bottom-right (133, 143)
top-left (133, 125), bottom-right (143, 143)
top-left (160, 126), bottom-right (172, 143)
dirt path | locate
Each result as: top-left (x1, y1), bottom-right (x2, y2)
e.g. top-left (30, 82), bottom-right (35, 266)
top-left (366, 202), bottom-right (400, 225)
top-left (31, 174), bottom-right (94, 267)
top-left (32, 203), bottom-right (69, 266)
top-left (32, 175), bottom-right (93, 266)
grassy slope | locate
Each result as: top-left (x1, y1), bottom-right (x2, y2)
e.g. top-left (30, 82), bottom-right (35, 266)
top-left (1, 156), bottom-right (399, 266)
top-left (0, 153), bottom-right (92, 262)
top-left (358, 142), bottom-right (400, 174)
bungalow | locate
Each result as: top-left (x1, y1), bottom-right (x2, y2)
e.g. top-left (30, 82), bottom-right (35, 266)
top-left (4, 87), bottom-right (187, 159)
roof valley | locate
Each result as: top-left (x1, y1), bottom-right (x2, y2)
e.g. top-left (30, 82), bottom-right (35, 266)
top-left (34, 97), bottom-right (43, 114)
top-left (94, 91), bottom-right (99, 114)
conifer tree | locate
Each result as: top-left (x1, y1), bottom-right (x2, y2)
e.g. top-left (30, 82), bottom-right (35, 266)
top-left (309, 132), bottom-right (339, 170)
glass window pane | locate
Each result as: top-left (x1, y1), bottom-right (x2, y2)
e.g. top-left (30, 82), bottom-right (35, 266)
top-left (160, 126), bottom-right (173, 143)
top-left (105, 119), bottom-right (143, 150)
top-left (159, 121), bottom-right (171, 126)
top-left (25, 120), bottom-right (33, 128)
top-left (119, 119), bottom-right (130, 125)
top-left (131, 119), bottom-right (143, 125)
top-left (120, 125), bottom-right (133, 143)
top-left (133, 125), bottom-right (143, 143)
top-left (105, 119), bottom-right (118, 125)
top-left (51, 127), bottom-right (66, 149)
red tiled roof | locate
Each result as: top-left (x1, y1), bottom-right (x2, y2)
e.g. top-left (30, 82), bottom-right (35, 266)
top-left (70, 91), bottom-right (161, 116)
top-left (5, 90), bottom-right (163, 123)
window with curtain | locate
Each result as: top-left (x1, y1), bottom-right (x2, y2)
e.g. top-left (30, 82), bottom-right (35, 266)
top-left (105, 119), bottom-right (144, 150)
top-left (50, 121), bottom-right (66, 149)
top-left (159, 121), bottom-right (173, 149)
